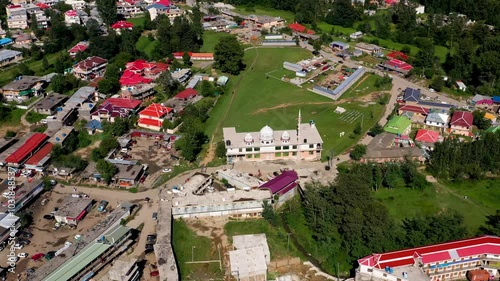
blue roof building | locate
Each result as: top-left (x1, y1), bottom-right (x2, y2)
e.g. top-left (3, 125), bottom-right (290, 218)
top-left (85, 120), bottom-right (103, 135)
top-left (492, 96), bottom-right (500, 103)
top-left (0, 38), bottom-right (12, 46)
top-left (403, 87), bottom-right (421, 102)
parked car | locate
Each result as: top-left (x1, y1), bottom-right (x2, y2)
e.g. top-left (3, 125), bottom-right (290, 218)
top-left (20, 232), bottom-right (33, 239)
top-left (162, 168), bottom-right (172, 173)
top-left (147, 234), bottom-right (157, 244)
top-left (45, 251), bottom-right (55, 260)
top-left (26, 268), bottom-right (35, 275)
top-left (152, 212), bottom-right (158, 220)
top-left (145, 243), bottom-right (154, 251)
top-left (17, 253), bottom-right (28, 258)
top-left (14, 243), bottom-right (23, 250)
top-left (31, 253), bottom-right (44, 261)
top-left (98, 200), bottom-right (109, 212)
top-left (43, 214), bottom-right (54, 220)
top-left (8, 256), bottom-right (19, 263)
top-left (19, 239), bottom-right (30, 246)
top-left (41, 199), bottom-right (49, 206)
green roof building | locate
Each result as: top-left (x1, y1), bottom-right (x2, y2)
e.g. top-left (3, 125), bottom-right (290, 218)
top-left (43, 225), bottom-right (131, 281)
top-left (384, 116), bottom-right (412, 135)
top-left (486, 126), bottom-right (500, 134)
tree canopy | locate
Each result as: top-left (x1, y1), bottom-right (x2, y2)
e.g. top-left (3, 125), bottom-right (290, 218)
top-left (214, 36), bottom-right (245, 75)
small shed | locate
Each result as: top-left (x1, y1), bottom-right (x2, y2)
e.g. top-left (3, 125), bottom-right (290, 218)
top-left (217, 76), bottom-right (229, 86)
top-left (330, 41), bottom-right (350, 50)
top-left (456, 81), bottom-right (467, 91)
top-left (335, 106), bottom-right (346, 114)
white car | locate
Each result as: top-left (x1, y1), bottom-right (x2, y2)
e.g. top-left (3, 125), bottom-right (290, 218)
top-left (162, 168), bottom-right (172, 173)
top-left (429, 88), bottom-right (436, 93)
top-left (14, 243), bottom-right (23, 250)
top-left (17, 253), bottom-right (28, 258)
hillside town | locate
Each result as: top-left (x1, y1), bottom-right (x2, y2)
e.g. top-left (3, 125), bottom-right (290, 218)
top-left (0, 0), bottom-right (499, 280)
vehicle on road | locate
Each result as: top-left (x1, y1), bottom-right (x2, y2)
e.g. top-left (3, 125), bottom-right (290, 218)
top-left (98, 200), bottom-right (109, 212)
top-left (152, 212), bottom-right (158, 220)
top-left (147, 234), bottom-right (157, 244)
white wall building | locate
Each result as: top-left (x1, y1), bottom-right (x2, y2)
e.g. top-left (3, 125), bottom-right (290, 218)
top-left (415, 5), bottom-right (425, 15)
top-left (223, 111), bottom-right (323, 163)
top-left (65, 0), bottom-right (86, 11)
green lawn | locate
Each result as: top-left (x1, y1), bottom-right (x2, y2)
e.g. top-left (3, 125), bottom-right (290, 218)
top-left (373, 180), bottom-right (500, 231)
top-left (340, 73), bottom-right (391, 100)
top-left (225, 219), bottom-right (303, 259)
top-left (234, 6), bottom-right (295, 23)
top-left (173, 219), bottom-right (222, 280)
top-left (0, 108), bottom-right (26, 126)
top-left (208, 47), bottom-right (383, 159)
top-left (25, 111), bottom-right (47, 124)
top-left (127, 16), bottom-right (146, 27)
top-left (0, 51), bottom-right (63, 87)
top-left (200, 31), bottom-right (234, 53)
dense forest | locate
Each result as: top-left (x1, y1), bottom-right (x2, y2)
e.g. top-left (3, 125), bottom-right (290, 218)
top-left (282, 162), bottom-right (475, 275)
top-left (427, 132), bottom-right (500, 180)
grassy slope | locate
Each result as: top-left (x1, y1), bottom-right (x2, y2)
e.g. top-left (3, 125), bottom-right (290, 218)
top-left (172, 219), bottom-right (222, 279)
top-left (340, 73), bottom-right (391, 100)
top-left (0, 51), bottom-right (63, 87)
top-left (373, 179), bottom-right (500, 231)
top-left (200, 31), bottom-right (234, 53)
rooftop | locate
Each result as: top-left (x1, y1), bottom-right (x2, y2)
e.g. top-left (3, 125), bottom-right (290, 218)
top-left (259, 170), bottom-right (298, 195)
top-left (229, 246), bottom-right (267, 277)
top-left (216, 169), bottom-right (263, 189)
top-left (48, 126), bottom-right (74, 145)
top-left (108, 259), bottom-right (137, 281)
top-left (415, 129), bottom-right (440, 143)
top-left (365, 133), bottom-right (424, 160)
top-left (233, 234), bottom-right (270, 264)
top-left (35, 93), bottom-right (67, 111)
top-left (103, 98), bottom-right (142, 109)
top-left (66, 86), bottom-right (95, 107)
top-left (384, 116), bottom-right (411, 135)
top-left (74, 56), bottom-right (107, 71)
top-left (0, 49), bottom-right (22, 62)
top-left (450, 111), bottom-right (473, 127)
top-left (54, 196), bottom-right (93, 218)
top-left (24, 142), bottom-right (53, 166)
top-left (139, 103), bottom-right (172, 118)
top-left (114, 164), bottom-right (143, 180)
top-left (5, 133), bottom-right (48, 164)
top-left (403, 87), bottom-right (421, 102)
top-left (1, 76), bottom-right (44, 91)
top-left (175, 88), bottom-right (198, 99)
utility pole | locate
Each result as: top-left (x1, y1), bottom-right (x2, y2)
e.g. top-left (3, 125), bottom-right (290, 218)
top-left (192, 245), bottom-right (196, 262)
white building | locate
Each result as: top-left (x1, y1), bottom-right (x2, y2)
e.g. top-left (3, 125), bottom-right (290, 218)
top-left (6, 5), bottom-right (28, 29)
top-left (425, 111), bottom-right (450, 129)
top-left (117, 0), bottom-right (142, 18)
top-left (223, 111), bottom-right (323, 163)
top-left (456, 81), bottom-right (467, 91)
top-left (108, 258), bottom-right (141, 281)
top-left (350, 31), bottom-right (363, 40)
top-left (415, 5), bottom-right (425, 15)
top-left (64, 10), bottom-right (81, 25)
top-left (230, 245), bottom-right (268, 280)
top-left (65, 0), bottom-right (86, 11)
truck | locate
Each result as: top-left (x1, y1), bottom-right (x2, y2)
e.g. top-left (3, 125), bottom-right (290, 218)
top-left (467, 270), bottom-right (491, 281)
top-left (98, 200), bottom-right (109, 212)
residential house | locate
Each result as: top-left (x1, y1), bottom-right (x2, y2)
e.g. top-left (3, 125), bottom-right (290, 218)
top-left (471, 94), bottom-right (492, 105)
top-left (137, 103), bottom-right (173, 131)
top-left (202, 18), bottom-right (236, 32)
top-left (171, 68), bottom-right (191, 83)
top-left (386, 51), bottom-right (408, 61)
top-left (117, 0), bottom-right (142, 18)
top-left (246, 15), bottom-right (284, 29)
top-left (73, 56), bottom-right (108, 80)
top-left (173, 52), bottom-right (214, 61)
top-left (25, 3), bottom-right (48, 29)
top-left (288, 23), bottom-right (315, 35)
top-left (14, 33), bottom-right (32, 45)
top-left (363, 132), bottom-right (427, 163)
top-left (398, 105), bottom-right (429, 117)
top-left (217, 76), bottom-right (229, 86)
top-left (68, 41), bottom-right (88, 58)
top-left (23, 142), bottom-right (53, 172)
top-left (0, 38), bottom-right (12, 47)
top-left (53, 196), bottom-right (93, 225)
top-left (64, 10), bottom-right (81, 25)
top-left (145, 3), bottom-right (168, 21)
top-left (384, 116), bottom-right (411, 135)
top-left (450, 111), bottom-right (474, 136)
top-left (425, 110), bottom-right (450, 129)
top-left (33, 93), bottom-right (67, 115)
top-left (0, 50), bottom-right (23, 67)
top-left (6, 5), bottom-right (28, 29)
top-left (350, 31), bottom-right (363, 40)
top-left (383, 59), bottom-right (413, 74)
top-left (124, 59), bottom-right (168, 80)
top-left (415, 129), bottom-right (440, 148)
top-left (85, 119), bottom-right (103, 135)
top-left (65, 86), bottom-right (96, 108)
top-left (355, 43), bottom-right (382, 56)
top-left (0, 133), bottom-right (49, 167)
top-left (65, 0), bottom-right (86, 10)
top-left (174, 88), bottom-right (199, 101)
top-left (403, 87), bottom-right (421, 103)
top-left (120, 84), bottom-right (156, 100)
top-left (110, 21), bottom-right (134, 35)
top-left (330, 41), bottom-right (350, 50)
top-left (114, 164), bottom-right (145, 188)
top-left (47, 126), bottom-right (75, 147)
top-left (484, 113), bottom-right (496, 123)
top-left (0, 76), bottom-right (46, 102)
top-left (91, 98), bottom-right (141, 123)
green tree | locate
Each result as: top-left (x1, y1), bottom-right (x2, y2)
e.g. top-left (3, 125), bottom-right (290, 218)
top-left (96, 0), bottom-right (117, 26)
top-left (349, 144), bottom-right (367, 160)
top-left (200, 80), bottom-right (215, 97)
top-left (214, 36), bottom-right (245, 75)
top-left (98, 78), bottom-right (120, 95)
top-left (480, 210), bottom-right (500, 236)
top-left (430, 76), bottom-right (444, 91)
top-left (18, 63), bottom-right (35, 76)
top-left (5, 130), bottom-right (16, 138)
top-left (30, 13), bottom-right (39, 32)
top-left (42, 56), bottom-right (49, 70)
top-left (182, 52), bottom-right (192, 66)
top-left (215, 141), bottom-right (226, 158)
top-left (353, 122), bottom-right (362, 135)
top-left (262, 201), bottom-right (278, 226)
top-left (473, 110), bottom-right (492, 130)
top-left (325, 0), bottom-right (360, 28)
top-left (96, 159), bottom-right (118, 184)
top-left (369, 123), bottom-right (384, 136)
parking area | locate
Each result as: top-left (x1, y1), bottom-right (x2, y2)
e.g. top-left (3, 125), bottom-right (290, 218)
top-left (126, 136), bottom-right (181, 174)
top-left (0, 187), bottom-right (111, 277)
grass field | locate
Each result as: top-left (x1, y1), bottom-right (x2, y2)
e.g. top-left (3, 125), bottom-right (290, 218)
top-left (373, 180), bottom-right (500, 231)
top-left (234, 6), bottom-right (295, 23)
top-left (127, 16), bottom-right (145, 27)
top-left (25, 111), bottom-right (47, 124)
top-left (0, 51), bottom-right (63, 87)
top-left (200, 31), bottom-right (234, 53)
top-left (340, 73), bottom-right (391, 100)
top-left (207, 47), bottom-right (384, 159)
top-left (225, 219), bottom-right (303, 259)
top-left (173, 219), bottom-right (222, 280)
top-left (0, 108), bottom-right (26, 126)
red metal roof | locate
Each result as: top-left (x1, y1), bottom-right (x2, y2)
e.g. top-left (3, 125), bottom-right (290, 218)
top-left (111, 21), bottom-right (134, 29)
top-left (5, 133), bottom-right (48, 164)
top-left (289, 23), bottom-right (306, 33)
top-left (415, 129), bottom-right (440, 143)
top-left (105, 98), bottom-right (142, 109)
top-left (385, 59), bottom-right (413, 71)
top-left (399, 105), bottom-right (429, 115)
top-left (36, 3), bottom-right (50, 9)
top-left (139, 103), bottom-right (172, 118)
top-left (260, 170), bottom-right (298, 194)
top-left (191, 53), bottom-right (214, 59)
top-left (450, 111), bottom-right (473, 128)
top-left (65, 10), bottom-right (78, 17)
top-left (138, 118), bottom-right (163, 127)
top-left (74, 56), bottom-right (107, 71)
top-left (68, 43), bottom-right (88, 54)
top-left (24, 143), bottom-right (53, 166)
top-left (387, 51), bottom-right (408, 61)
top-left (359, 236), bottom-right (500, 269)
top-left (175, 88), bottom-right (198, 100)
top-left (119, 70), bottom-right (152, 86)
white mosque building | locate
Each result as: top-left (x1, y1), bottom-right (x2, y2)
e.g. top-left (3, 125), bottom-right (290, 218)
top-left (222, 111), bottom-right (323, 162)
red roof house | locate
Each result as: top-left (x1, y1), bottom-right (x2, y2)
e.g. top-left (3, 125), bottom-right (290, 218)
top-left (415, 129), bottom-right (439, 143)
top-left (384, 59), bottom-right (413, 73)
top-left (289, 23), bottom-right (306, 33)
top-left (24, 142), bottom-right (54, 169)
top-left (91, 98), bottom-right (141, 123)
top-left (387, 51), bottom-right (409, 61)
top-left (173, 52), bottom-right (214, 61)
top-left (124, 59), bottom-right (169, 78)
top-left (358, 235), bottom-right (500, 278)
top-left (105, 98), bottom-right (142, 110)
top-left (398, 105), bottom-right (429, 116)
top-left (73, 56), bottom-right (108, 80)
top-left (5, 133), bottom-right (49, 165)
top-left (450, 111), bottom-right (474, 136)
top-left (68, 42), bottom-right (88, 57)
top-left (111, 21), bottom-right (134, 29)
top-left (259, 170), bottom-right (298, 196)
top-left (35, 3), bottom-right (50, 9)
top-left (175, 88), bottom-right (198, 100)
top-left (119, 70), bottom-right (153, 86)
top-left (138, 103), bottom-right (173, 131)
